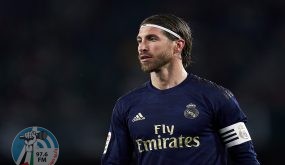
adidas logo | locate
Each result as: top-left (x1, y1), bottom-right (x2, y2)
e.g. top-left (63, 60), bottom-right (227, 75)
top-left (132, 113), bottom-right (145, 122)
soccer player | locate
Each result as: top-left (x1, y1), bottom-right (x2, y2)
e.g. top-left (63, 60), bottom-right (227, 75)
top-left (101, 14), bottom-right (260, 165)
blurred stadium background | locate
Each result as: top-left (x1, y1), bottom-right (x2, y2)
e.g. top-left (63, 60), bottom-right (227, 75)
top-left (0, 0), bottom-right (284, 164)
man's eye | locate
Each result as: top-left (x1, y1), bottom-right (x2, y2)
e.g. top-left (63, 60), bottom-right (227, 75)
top-left (149, 37), bottom-right (157, 41)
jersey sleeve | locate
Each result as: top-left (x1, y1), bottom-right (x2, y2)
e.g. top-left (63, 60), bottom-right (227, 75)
top-left (214, 88), bottom-right (260, 164)
top-left (101, 101), bottom-right (134, 165)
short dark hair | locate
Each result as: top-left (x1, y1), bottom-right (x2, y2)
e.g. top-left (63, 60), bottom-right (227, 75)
top-left (140, 14), bottom-right (192, 68)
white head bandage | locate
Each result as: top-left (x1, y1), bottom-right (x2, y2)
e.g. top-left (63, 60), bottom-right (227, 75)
top-left (141, 24), bottom-right (182, 39)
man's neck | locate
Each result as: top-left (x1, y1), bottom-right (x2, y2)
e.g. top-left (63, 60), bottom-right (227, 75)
top-left (150, 63), bottom-right (188, 90)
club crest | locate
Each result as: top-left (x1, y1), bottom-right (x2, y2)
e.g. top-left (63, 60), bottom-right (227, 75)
top-left (184, 103), bottom-right (199, 119)
top-left (238, 124), bottom-right (250, 139)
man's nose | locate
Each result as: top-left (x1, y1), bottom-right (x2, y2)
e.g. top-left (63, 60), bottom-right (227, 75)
top-left (138, 41), bottom-right (147, 53)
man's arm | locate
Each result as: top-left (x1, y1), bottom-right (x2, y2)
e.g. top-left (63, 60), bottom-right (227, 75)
top-left (101, 102), bottom-right (134, 165)
top-left (228, 141), bottom-right (260, 164)
top-left (215, 88), bottom-right (260, 164)
top-left (219, 122), bottom-right (260, 164)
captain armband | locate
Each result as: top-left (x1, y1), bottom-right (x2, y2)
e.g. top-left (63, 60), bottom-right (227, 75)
top-left (219, 122), bottom-right (251, 148)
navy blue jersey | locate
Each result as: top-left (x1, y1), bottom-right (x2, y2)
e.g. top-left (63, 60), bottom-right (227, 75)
top-left (102, 74), bottom-right (260, 165)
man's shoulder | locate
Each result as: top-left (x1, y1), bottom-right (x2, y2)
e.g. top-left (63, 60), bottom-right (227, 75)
top-left (189, 74), bottom-right (233, 98)
top-left (117, 81), bottom-right (149, 104)
top-left (190, 74), bottom-right (221, 88)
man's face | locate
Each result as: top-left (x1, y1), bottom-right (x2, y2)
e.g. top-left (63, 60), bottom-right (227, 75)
top-left (137, 26), bottom-right (175, 73)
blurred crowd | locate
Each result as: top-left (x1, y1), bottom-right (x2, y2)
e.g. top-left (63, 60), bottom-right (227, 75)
top-left (0, 0), bottom-right (284, 164)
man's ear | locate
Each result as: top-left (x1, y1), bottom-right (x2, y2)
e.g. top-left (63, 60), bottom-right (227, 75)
top-left (174, 39), bottom-right (185, 54)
